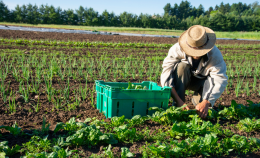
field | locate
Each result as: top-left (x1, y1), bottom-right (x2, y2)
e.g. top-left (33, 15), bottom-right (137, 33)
top-left (1, 22), bottom-right (260, 40)
top-left (0, 29), bottom-right (260, 157)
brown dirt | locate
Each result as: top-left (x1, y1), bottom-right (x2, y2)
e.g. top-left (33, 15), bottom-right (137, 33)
top-left (0, 29), bottom-right (260, 44)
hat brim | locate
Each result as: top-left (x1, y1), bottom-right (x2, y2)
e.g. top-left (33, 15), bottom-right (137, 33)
top-left (178, 26), bottom-right (216, 57)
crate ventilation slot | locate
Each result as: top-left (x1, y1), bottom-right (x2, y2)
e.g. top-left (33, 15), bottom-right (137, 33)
top-left (132, 102), bottom-right (135, 116)
top-left (146, 102), bottom-right (149, 115)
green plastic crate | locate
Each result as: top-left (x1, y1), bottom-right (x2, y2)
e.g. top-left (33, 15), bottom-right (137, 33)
top-left (95, 80), bottom-right (171, 119)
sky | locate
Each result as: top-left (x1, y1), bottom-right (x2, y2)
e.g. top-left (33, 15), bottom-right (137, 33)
top-left (4, 0), bottom-right (258, 15)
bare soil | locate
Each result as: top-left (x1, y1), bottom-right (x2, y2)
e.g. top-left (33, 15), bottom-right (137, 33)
top-left (0, 29), bottom-right (260, 44)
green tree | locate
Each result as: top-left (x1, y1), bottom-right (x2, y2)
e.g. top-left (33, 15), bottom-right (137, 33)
top-left (83, 7), bottom-right (99, 26)
top-left (0, 0), bottom-right (10, 21)
top-left (76, 6), bottom-right (85, 25)
top-left (101, 10), bottom-right (110, 26)
top-left (26, 3), bottom-right (39, 24)
top-left (196, 4), bottom-right (204, 17)
top-left (214, 5), bottom-right (219, 11)
top-left (163, 3), bottom-right (171, 15)
top-left (64, 9), bottom-right (77, 25)
top-left (178, 1), bottom-right (192, 19)
top-left (206, 7), bottom-right (213, 16)
top-left (209, 12), bottom-right (227, 31)
top-left (119, 12), bottom-right (135, 27)
top-left (230, 2), bottom-right (250, 15)
top-left (21, 5), bottom-right (27, 23)
top-left (171, 4), bottom-right (178, 16)
top-left (39, 4), bottom-right (50, 24)
top-left (13, 5), bottom-right (22, 22)
top-left (219, 2), bottom-right (225, 13)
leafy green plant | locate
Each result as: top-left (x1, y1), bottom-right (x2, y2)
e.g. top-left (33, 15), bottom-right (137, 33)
top-left (22, 135), bottom-right (52, 154)
top-left (121, 147), bottom-right (135, 158)
top-left (149, 105), bottom-right (196, 125)
top-left (0, 141), bottom-right (21, 156)
top-left (0, 122), bottom-right (22, 136)
top-left (114, 124), bottom-right (141, 143)
top-left (218, 100), bottom-right (248, 120)
top-left (237, 118), bottom-right (260, 133)
top-left (41, 116), bottom-right (50, 135)
top-left (66, 125), bottom-right (117, 147)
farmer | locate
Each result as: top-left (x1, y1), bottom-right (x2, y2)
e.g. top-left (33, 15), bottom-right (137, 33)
top-left (160, 25), bottom-right (228, 118)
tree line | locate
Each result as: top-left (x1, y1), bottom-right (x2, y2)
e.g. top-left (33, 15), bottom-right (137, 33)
top-left (0, 0), bottom-right (260, 31)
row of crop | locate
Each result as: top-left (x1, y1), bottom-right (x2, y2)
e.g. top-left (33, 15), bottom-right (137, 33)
top-left (1, 42), bottom-right (260, 66)
top-left (2, 42), bottom-right (260, 64)
top-left (0, 38), bottom-right (173, 49)
top-left (0, 50), bottom-right (259, 80)
top-left (1, 101), bottom-right (260, 157)
top-left (1, 38), bottom-right (260, 49)
top-left (0, 53), bottom-right (259, 115)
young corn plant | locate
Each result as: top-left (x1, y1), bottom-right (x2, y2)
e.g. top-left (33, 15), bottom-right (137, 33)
top-left (41, 116), bottom-right (50, 135)
top-left (44, 75), bottom-right (53, 102)
top-left (7, 90), bottom-right (16, 114)
top-left (20, 84), bottom-right (30, 103)
top-left (36, 65), bottom-right (42, 81)
top-left (258, 84), bottom-right (260, 96)
top-left (235, 78), bottom-right (243, 97)
top-left (32, 97), bottom-right (41, 112)
top-left (79, 81), bottom-right (88, 101)
top-left (253, 75), bottom-right (257, 92)
top-left (31, 77), bottom-right (40, 94)
top-left (75, 92), bottom-right (80, 107)
top-left (12, 67), bottom-right (19, 82)
top-left (245, 81), bottom-right (250, 97)
top-left (90, 85), bottom-right (95, 108)
top-left (58, 66), bottom-right (66, 81)
top-left (53, 95), bottom-right (65, 110)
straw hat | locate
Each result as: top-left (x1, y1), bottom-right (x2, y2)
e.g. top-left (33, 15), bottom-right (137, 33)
top-left (178, 25), bottom-right (216, 57)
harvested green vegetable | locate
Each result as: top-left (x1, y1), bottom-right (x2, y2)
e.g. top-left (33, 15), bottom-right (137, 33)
top-left (126, 82), bottom-right (148, 90)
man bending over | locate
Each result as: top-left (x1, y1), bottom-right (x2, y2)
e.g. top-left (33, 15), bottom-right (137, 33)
top-left (161, 25), bottom-right (228, 118)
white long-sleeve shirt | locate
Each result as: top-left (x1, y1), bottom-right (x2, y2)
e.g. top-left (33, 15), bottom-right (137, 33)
top-left (160, 42), bottom-right (228, 107)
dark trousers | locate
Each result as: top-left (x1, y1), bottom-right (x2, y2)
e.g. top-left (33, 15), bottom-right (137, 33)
top-left (171, 62), bottom-right (211, 103)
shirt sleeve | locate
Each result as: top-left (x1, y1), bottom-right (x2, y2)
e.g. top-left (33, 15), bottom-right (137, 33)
top-left (161, 43), bottom-right (185, 88)
top-left (202, 60), bottom-right (228, 107)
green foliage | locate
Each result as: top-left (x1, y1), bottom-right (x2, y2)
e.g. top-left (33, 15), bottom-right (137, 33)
top-left (110, 115), bottom-right (126, 127)
top-left (54, 117), bottom-right (87, 134)
top-left (237, 118), bottom-right (260, 133)
top-left (66, 125), bottom-right (117, 147)
top-left (0, 122), bottom-right (22, 136)
top-left (23, 146), bottom-right (77, 158)
top-left (219, 100), bottom-right (249, 120)
top-left (168, 116), bottom-right (213, 139)
top-left (113, 124), bottom-right (141, 143)
top-left (41, 116), bottom-right (50, 135)
top-left (0, 141), bottom-right (21, 156)
top-left (121, 147), bottom-right (135, 158)
top-left (22, 135), bottom-right (52, 153)
top-left (90, 145), bottom-right (134, 158)
top-left (126, 82), bottom-right (147, 90)
top-left (149, 104), bottom-right (197, 125)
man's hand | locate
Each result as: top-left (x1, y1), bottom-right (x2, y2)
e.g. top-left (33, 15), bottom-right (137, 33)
top-left (195, 100), bottom-right (211, 118)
